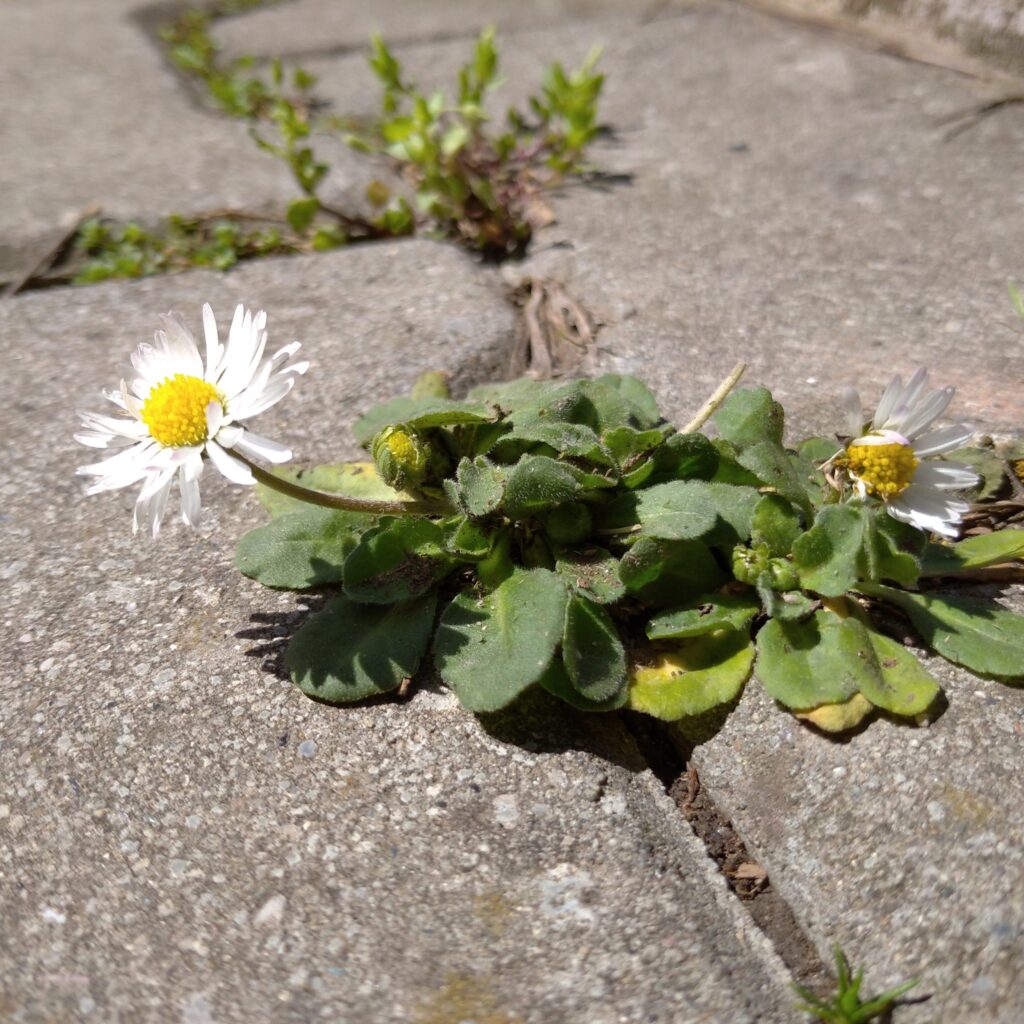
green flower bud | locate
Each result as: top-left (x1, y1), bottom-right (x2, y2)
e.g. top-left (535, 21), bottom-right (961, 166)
top-left (766, 557), bottom-right (799, 592)
top-left (731, 544), bottom-right (762, 585)
top-left (372, 425), bottom-right (430, 490)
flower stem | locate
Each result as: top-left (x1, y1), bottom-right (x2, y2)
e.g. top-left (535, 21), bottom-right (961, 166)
top-left (682, 362), bottom-right (747, 433)
top-left (233, 453), bottom-right (451, 517)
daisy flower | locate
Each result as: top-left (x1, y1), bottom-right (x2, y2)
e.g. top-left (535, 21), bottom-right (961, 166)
top-left (76, 303), bottom-right (308, 538)
top-left (837, 367), bottom-right (979, 537)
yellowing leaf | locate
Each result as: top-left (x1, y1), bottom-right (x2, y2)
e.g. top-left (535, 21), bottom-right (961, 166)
top-left (628, 629), bottom-right (754, 721)
top-left (796, 693), bottom-right (873, 732)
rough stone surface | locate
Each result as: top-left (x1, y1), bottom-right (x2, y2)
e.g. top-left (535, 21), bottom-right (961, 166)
top-left (0, 0), bottom-right (371, 281)
top-left (499, 4), bottom-right (1024, 438)
top-left (214, 0), bottom-right (645, 60)
top-left (692, 597), bottom-right (1024, 1023)
top-left (0, 243), bottom-right (795, 1023)
top-left (775, 0), bottom-right (1024, 77)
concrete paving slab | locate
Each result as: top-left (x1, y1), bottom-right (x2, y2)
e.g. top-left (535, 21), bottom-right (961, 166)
top-left (0, 241), bottom-right (796, 1023)
top-left (0, 0), bottom-right (367, 282)
top-left (214, 0), bottom-right (650, 61)
top-left (692, 609), bottom-right (1024, 1023)
top-left (243, 1), bottom-right (1023, 434)
top-left (499, 2), bottom-right (1024, 437)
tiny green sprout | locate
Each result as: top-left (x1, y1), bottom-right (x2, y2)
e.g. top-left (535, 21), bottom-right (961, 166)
top-left (794, 947), bottom-right (920, 1024)
top-left (1010, 282), bottom-right (1024, 320)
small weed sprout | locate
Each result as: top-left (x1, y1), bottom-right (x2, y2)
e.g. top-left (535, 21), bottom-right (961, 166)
top-left (63, 7), bottom-right (605, 285)
top-left (350, 31), bottom-right (604, 256)
top-left (794, 947), bottom-right (920, 1024)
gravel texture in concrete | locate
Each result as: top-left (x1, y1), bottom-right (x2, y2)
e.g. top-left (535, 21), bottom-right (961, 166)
top-left (0, 242), bottom-right (796, 1023)
top-left (693, 622), bottom-right (1024, 1023)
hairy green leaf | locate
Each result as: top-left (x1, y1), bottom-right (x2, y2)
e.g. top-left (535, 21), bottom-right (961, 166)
top-left (563, 595), bottom-right (627, 701)
top-left (755, 611), bottom-right (877, 709)
top-left (713, 387), bottom-right (784, 448)
top-left (863, 585), bottom-right (1024, 679)
top-left (288, 592), bottom-right (436, 703)
top-left (647, 592), bottom-right (761, 640)
top-left (343, 518), bottom-right (453, 603)
top-left (619, 537), bottom-right (727, 608)
top-left (921, 529), bottom-right (1024, 575)
top-left (554, 547), bottom-right (625, 604)
top-left (236, 508), bottom-right (364, 589)
top-left (434, 568), bottom-right (569, 711)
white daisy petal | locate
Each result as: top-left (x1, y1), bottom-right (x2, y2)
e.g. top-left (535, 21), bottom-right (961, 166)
top-left (232, 376), bottom-right (295, 420)
top-left (898, 387), bottom-right (955, 441)
top-left (912, 462), bottom-right (980, 491)
top-left (202, 303), bottom-right (223, 374)
top-left (207, 440), bottom-right (256, 485)
top-left (233, 428), bottom-right (293, 464)
top-left (841, 387), bottom-right (863, 437)
top-left (888, 367), bottom-right (929, 429)
top-left (147, 471), bottom-right (175, 539)
top-left (871, 374), bottom-right (903, 429)
top-left (179, 463), bottom-right (202, 528)
top-left (205, 400), bottom-right (224, 439)
top-left (911, 424), bottom-right (973, 457)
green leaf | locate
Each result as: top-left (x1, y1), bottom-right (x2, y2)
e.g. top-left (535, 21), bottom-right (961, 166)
top-left (495, 421), bottom-right (615, 468)
top-left (632, 481), bottom-right (759, 542)
top-left (554, 547), bottom-right (625, 604)
top-left (467, 377), bottom-right (563, 412)
top-left (257, 461), bottom-right (400, 518)
top-left (236, 508), bottom-right (363, 589)
top-left (793, 505), bottom-right (871, 596)
top-left (352, 397), bottom-right (491, 447)
top-left (755, 611), bottom-right (877, 709)
top-left (452, 456), bottom-right (506, 517)
top-left (793, 504), bottom-right (920, 597)
top-left (444, 517), bottom-right (493, 560)
top-left (860, 625), bottom-right (941, 715)
top-left (619, 537), bottom-right (727, 608)
top-left (288, 592), bottom-right (436, 703)
top-left (713, 387), bottom-right (784, 448)
top-left (629, 630), bottom-right (754, 721)
top-left (433, 568), bottom-right (569, 711)
top-left (862, 585), bottom-right (1024, 679)
top-left (537, 656), bottom-right (628, 712)
top-left (502, 455), bottom-right (583, 518)
top-left (751, 494), bottom-right (802, 558)
top-left (592, 373), bottom-right (664, 428)
top-left (737, 441), bottom-right (813, 518)
top-left (563, 595), bottom-right (627, 702)
top-left (650, 432), bottom-right (719, 483)
top-left (647, 592), bottom-right (760, 640)
top-left (286, 196), bottom-right (319, 233)
top-left (921, 529), bottom-right (1024, 575)
top-left (343, 518), bottom-right (453, 603)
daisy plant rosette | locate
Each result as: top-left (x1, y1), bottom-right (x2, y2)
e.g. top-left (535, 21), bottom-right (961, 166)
top-left (76, 316), bottom-right (1024, 739)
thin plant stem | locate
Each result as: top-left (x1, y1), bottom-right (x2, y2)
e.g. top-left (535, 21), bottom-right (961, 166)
top-left (233, 452), bottom-right (450, 517)
top-left (682, 362), bottom-right (747, 433)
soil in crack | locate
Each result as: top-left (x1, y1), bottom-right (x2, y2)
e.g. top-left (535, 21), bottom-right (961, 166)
top-left (669, 766), bottom-right (828, 992)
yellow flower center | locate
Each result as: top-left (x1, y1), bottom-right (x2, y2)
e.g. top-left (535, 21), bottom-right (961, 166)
top-left (844, 441), bottom-right (918, 499)
top-left (386, 430), bottom-right (419, 463)
top-left (141, 374), bottom-right (221, 448)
